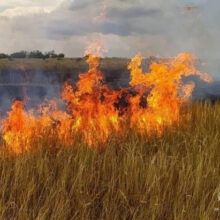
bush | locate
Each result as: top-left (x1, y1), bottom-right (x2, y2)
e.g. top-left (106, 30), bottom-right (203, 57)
top-left (10, 51), bottom-right (27, 58)
top-left (3, 50), bottom-right (65, 59)
top-left (0, 53), bottom-right (8, 59)
top-left (29, 50), bottom-right (44, 59)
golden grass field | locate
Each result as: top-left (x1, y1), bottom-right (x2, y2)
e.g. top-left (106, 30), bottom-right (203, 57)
top-left (0, 102), bottom-right (219, 219)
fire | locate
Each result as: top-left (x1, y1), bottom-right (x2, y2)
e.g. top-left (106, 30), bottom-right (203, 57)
top-left (128, 53), bottom-right (212, 133)
top-left (62, 55), bottom-right (120, 146)
top-left (2, 52), bottom-right (212, 154)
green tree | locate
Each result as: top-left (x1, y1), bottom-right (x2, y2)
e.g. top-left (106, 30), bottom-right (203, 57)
top-left (10, 51), bottom-right (27, 58)
top-left (0, 53), bottom-right (8, 59)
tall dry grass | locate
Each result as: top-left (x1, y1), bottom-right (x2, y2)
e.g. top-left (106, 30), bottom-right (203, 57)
top-left (0, 102), bottom-right (219, 219)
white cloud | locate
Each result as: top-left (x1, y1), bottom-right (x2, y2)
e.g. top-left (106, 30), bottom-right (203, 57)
top-left (1, 7), bottom-right (50, 18)
top-left (0, 0), bottom-right (63, 17)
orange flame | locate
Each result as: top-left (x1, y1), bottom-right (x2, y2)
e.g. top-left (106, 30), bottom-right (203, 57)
top-left (128, 53), bottom-right (212, 133)
top-left (2, 52), bottom-right (212, 154)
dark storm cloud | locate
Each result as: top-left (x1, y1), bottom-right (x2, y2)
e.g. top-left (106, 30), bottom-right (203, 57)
top-left (47, 19), bottom-right (163, 39)
top-left (108, 7), bottom-right (161, 19)
top-left (46, 1), bottom-right (164, 39)
top-left (0, 0), bottom-right (169, 43)
top-left (68, 0), bottom-right (102, 11)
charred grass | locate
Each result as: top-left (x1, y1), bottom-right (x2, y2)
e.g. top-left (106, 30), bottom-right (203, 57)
top-left (0, 102), bottom-right (219, 219)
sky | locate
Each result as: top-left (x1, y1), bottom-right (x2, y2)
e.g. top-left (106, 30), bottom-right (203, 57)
top-left (0, 0), bottom-right (219, 62)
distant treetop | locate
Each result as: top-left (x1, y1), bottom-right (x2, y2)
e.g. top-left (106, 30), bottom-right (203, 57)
top-left (0, 50), bottom-right (65, 59)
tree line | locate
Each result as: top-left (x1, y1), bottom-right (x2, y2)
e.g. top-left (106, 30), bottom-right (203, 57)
top-left (0, 50), bottom-right (65, 59)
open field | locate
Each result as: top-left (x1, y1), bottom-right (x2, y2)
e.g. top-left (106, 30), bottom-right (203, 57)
top-left (0, 58), bottom-right (130, 73)
top-left (0, 102), bottom-right (219, 219)
top-left (0, 58), bottom-right (132, 91)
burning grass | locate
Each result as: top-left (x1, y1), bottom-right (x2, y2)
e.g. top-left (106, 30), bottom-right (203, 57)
top-left (1, 53), bottom-right (212, 154)
top-left (0, 52), bottom-right (218, 219)
top-left (0, 102), bottom-right (219, 219)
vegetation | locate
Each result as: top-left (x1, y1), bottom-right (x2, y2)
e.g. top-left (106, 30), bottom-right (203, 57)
top-left (0, 57), bottom-right (130, 82)
top-left (0, 102), bottom-right (219, 219)
top-left (0, 50), bottom-right (65, 60)
top-left (0, 53), bottom-right (9, 59)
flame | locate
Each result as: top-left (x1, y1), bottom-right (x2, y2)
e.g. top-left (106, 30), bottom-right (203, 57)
top-left (2, 52), bottom-right (212, 154)
top-left (127, 53), bottom-right (212, 133)
top-left (62, 55), bottom-right (120, 147)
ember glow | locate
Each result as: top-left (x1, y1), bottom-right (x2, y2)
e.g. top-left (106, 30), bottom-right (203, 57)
top-left (2, 52), bottom-right (212, 154)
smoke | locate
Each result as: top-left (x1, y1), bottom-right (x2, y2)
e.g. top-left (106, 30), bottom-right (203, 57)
top-left (0, 69), bottom-right (62, 115)
top-left (0, 0), bottom-right (219, 101)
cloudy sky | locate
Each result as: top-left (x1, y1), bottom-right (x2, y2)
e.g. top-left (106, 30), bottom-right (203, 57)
top-left (0, 0), bottom-right (219, 61)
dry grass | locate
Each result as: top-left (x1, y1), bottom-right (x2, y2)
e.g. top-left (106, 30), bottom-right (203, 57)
top-left (0, 102), bottom-right (219, 219)
top-left (0, 58), bottom-right (129, 73)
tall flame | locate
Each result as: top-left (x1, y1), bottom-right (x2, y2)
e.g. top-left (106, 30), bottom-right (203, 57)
top-left (128, 53), bottom-right (211, 133)
top-left (2, 52), bottom-right (212, 154)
